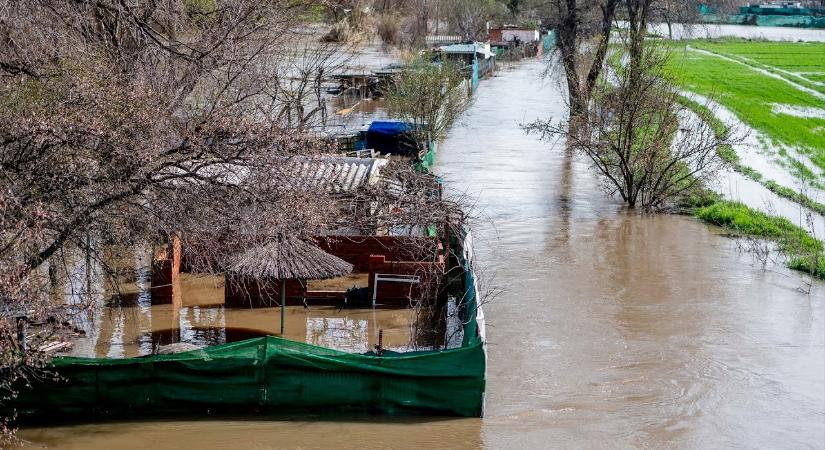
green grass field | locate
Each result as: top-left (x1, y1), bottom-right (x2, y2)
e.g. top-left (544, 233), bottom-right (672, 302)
top-left (689, 40), bottom-right (825, 73)
top-left (676, 95), bottom-right (825, 215)
top-left (655, 39), bottom-right (825, 278)
top-left (665, 40), bottom-right (825, 174)
top-left (689, 40), bottom-right (825, 96)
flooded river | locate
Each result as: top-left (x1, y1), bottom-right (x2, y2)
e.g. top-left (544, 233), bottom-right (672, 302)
top-left (20, 60), bottom-right (825, 450)
top-left (438, 60), bottom-right (824, 449)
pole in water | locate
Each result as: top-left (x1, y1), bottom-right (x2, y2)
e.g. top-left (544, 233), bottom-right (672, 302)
top-left (374, 328), bottom-right (384, 356)
top-left (280, 280), bottom-right (286, 336)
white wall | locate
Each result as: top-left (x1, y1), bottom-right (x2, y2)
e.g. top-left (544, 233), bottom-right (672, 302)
top-left (501, 29), bottom-right (539, 43)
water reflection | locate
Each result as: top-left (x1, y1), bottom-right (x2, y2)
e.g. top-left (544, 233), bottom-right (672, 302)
top-left (21, 417), bottom-right (483, 450)
top-left (63, 273), bottom-right (421, 358)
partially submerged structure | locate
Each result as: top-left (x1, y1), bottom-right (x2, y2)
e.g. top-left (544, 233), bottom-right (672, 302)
top-left (489, 26), bottom-right (548, 60)
top-left (6, 230), bottom-right (486, 419)
top-left (5, 149), bottom-right (488, 420)
top-left (322, 122), bottom-right (436, 168)
top-left (721, 1), bottom-right (825, 26)
top-left (226, 237), bottom-right (354, 334)
top-left (223, 235), bottom-right (447, 309)
top-left (435, 43), bottom-right (497, 88)
top-left (329, 64), bottom-right (405, 98)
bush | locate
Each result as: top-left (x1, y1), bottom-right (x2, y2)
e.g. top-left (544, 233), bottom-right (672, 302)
top-left (376, 14), bottom-right (401, 47)
top-left (322, 20), bottom-right (350, 43)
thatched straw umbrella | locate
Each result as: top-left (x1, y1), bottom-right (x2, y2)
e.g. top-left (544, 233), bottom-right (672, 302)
top-left (229, 237), bottom-right (353, 334)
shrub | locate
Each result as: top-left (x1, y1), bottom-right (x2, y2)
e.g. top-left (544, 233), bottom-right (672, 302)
top-left (376, 14), bottom-right (401, 47)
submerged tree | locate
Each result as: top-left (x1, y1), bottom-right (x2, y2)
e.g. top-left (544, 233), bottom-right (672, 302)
top-left (545, 0), bottom-right (620, 121)
top-left (528, 1), bottom-right (730, 209)
top-left (651, 0), bottom-right (702, 39)
top-left (0, 2), bottom-right (475, 439)
top-left (543, 0), bottom-right (717, 121)
top-left (384, 58), bottom-right (470, 154)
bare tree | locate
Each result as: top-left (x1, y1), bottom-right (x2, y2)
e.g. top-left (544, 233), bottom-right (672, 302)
top-left (0, 1), bottom-right (480, 438)
top-left (0, 0), bottom-right (347, 440)
top-left (396, 0), bottom-right (436, 47)
top-left (441, 0), bottom-right (506, 41)
top-left (265, 39), bottom-right (353, 130)
top-left (650, 0), bottom-right (702, 39)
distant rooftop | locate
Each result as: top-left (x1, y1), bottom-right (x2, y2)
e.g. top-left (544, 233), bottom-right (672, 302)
top-left (438, 43), bottom-right (495, 59)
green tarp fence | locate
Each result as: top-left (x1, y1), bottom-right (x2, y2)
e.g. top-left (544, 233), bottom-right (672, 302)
top-left (8, 337), bottom-right (485, 420)
top-left (543, 32), bottom-right (556, 54)
top-left (732, 14), bottom-right (825, 28)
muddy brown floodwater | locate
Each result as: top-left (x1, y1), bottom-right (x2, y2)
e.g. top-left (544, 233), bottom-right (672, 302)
top-left (20, 60), bottom-right (825, 449)
top-left (64, 274), bottom-right (418, 358)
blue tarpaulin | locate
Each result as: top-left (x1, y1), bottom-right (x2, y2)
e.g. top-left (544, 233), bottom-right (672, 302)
top-left (367, 120), bottom-right (412, 137)
top-left (366, 121), bottom-right (422, 156)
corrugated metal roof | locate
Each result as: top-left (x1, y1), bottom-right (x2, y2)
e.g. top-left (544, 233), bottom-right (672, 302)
top-left (426, 35), bottom-right (462, 45)
top-left (438, 43), bottom-right (495, 59)
top-left (294, 157), bottom-right (387, 194)
top-left (438, 44), bottom-right (477, 54)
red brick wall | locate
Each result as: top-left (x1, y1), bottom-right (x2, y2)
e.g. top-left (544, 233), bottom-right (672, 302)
top-left (314, 236), bottom-right (440, 272)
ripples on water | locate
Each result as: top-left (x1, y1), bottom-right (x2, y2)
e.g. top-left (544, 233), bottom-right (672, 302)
top-left (437, 58), bottom-right (824, 449)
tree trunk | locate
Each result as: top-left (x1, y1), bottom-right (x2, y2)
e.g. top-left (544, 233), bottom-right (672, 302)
top-left (551, 0), bottom-right (619, 122)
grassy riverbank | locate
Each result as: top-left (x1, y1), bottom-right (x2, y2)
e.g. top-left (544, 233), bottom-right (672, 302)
top-left (695, 200), bottom-right (825, 279)
top-left (665, 39), bottom-right (825, 174)
top-left (608, 40), bottom-right (824, 279)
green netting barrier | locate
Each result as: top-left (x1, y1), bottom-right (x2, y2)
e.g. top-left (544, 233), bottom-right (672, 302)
top-left (542, 32), bottom-right (556, 53)
top-left (415, 141), bottom-right (437, 171)
top-left (6, 231), bottom-right (487, 421)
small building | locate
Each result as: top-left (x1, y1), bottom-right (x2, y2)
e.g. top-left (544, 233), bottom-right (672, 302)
top-left (489, 26), bottom-right (540, 44)
top-left (435, 43), bottom-right (496, 86)
top-left (436, 42), bottom-right (495, 65)
top-left (489, 26), bottom-right (545, 60)
top-left (329, 72), bottom-right (380, 96)
top-left (364, 120), bottom-right (424, 157)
